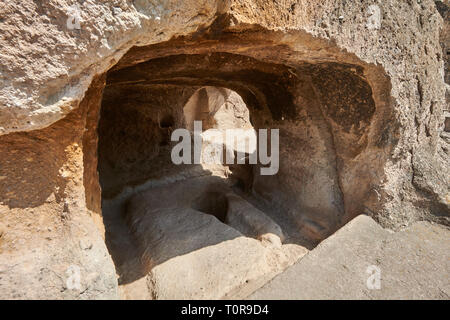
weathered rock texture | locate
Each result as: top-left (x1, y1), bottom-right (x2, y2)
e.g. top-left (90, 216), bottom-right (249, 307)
top-left (0, 76), bottom-right (117, 299)
top-left (121, 177), bottom-right (305, 299)
top-left (0, 0), bottom-right (449, 299)
top-left (249, 215), bottom-right (450, 300)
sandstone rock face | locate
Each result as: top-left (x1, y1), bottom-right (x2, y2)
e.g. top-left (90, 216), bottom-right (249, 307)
top-left (249, 215), bottom-right (450, 300)
top-left (0, 0), bottom-right (449, 299)
top-left (0, 77), bottom-right (118, 299)
top-left (0, 0), bottom-right (225, 134)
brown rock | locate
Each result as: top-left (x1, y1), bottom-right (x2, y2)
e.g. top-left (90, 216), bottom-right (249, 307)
top-left (0, 0), bottom-right (448, 300)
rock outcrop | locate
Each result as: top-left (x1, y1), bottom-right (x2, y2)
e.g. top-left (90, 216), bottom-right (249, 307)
top-left (249, 215), bottom-right (450, 300)
top-left (0, 0), bottom-right (448, 299)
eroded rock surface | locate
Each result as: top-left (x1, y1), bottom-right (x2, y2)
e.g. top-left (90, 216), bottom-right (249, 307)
top-left (0, 0), bottom-right (448, 299)
top-left (108, 176), bottom-right (307, 299)
top-left (249, 215), bottom-right (450, 300)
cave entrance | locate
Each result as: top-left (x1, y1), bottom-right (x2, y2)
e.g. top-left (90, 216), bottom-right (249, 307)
top-left (96, 80), bottom-right (282, 294)
top-left (89, 34), bottom-right (386, 299)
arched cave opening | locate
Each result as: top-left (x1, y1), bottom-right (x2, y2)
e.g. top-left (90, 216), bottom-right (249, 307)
top-left (85, 34), bottom-right (389, 299)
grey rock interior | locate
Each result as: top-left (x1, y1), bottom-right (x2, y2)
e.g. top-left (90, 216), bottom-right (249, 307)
top-left (94, 43), bottom-right (390, 298)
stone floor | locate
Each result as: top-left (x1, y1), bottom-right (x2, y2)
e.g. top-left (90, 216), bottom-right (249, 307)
top-left (248, 215), bottom-right (450, 300)
top-left (103, 175), bottom-right (309, 299)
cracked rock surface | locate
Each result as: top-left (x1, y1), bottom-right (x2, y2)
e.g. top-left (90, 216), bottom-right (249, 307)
top-left (0, 0), bottom-right (448, 299)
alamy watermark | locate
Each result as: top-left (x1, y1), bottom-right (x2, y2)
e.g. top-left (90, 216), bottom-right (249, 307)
top-left (366, 265), bottom-right (381, 290)
top-left (67, 5), bottom-right (81, 30)
top-left (66, 264), bottom-right (81, 291)
top-left (170, 121), bottom-right (279, 176)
